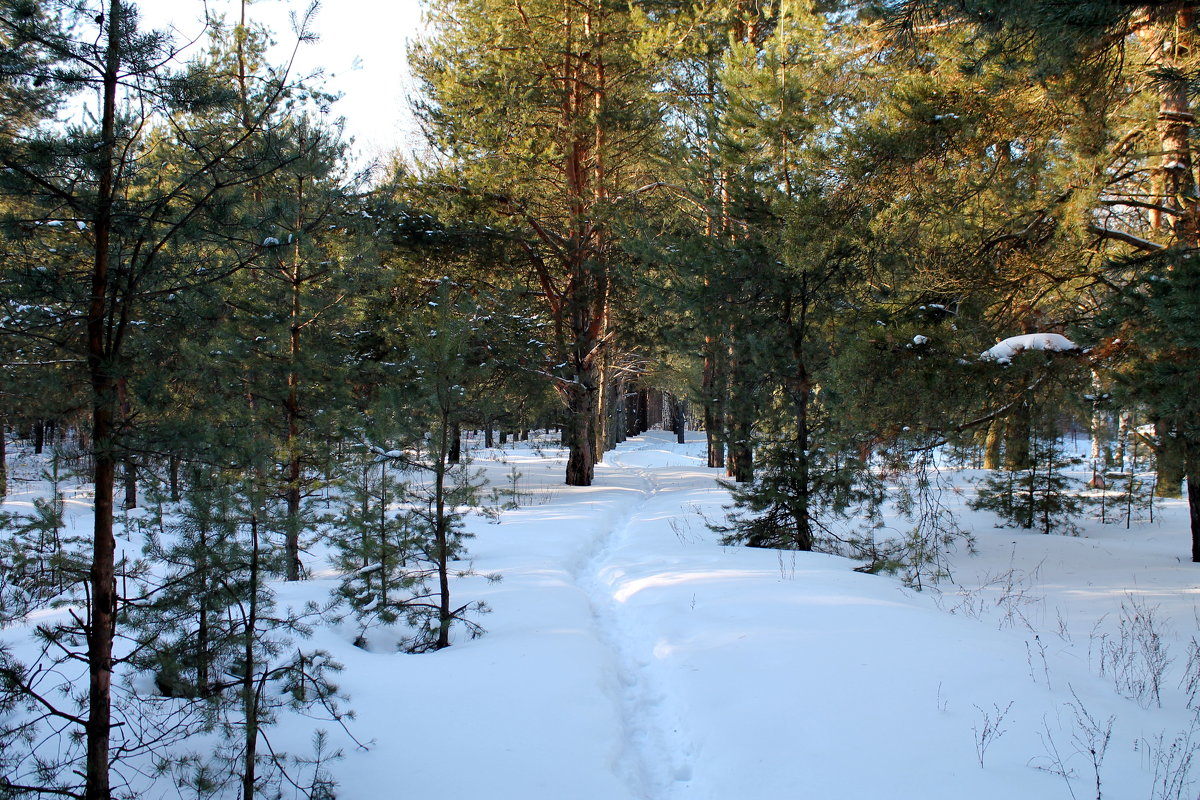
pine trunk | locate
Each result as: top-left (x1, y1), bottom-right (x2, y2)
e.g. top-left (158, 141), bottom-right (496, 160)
top-left (284, 334), bottom-right (302, 581)
top-left (285, 450), bottom-right (302, 582)
top-left (435, 412), bottom-right (452, 649)
top-left (284, 365), bottom-right (302, 581)
top-left (595, 354), bottom-right (610, 454)
top-left (726, 354), bottom-right (753, 483)
top-left (0, 418), bottom-right (7, 498)
top-left (794, 361), bottom-right (813, 551)
top-left (703, 339), bottom-right (725, 469)
top-left (169, 454), bottom-right (180, 502)
top-left (242, 512), bottom-right (261, 800)
top-left (1155, 420), bottom-right (1185, 497)
top-left (1004, 402), bottom-right (1032, 471)
top-left (1187, 440), bottom-right (1200, 563)
top-left (1144, 7), bottom-right (1200, 558)
top-left (85, 6), bottom-right (121, 796)
top-left (564, 377), bottom-right (597, 486)
top-left (123, 458), bottom-right (136, 509)
top-left (983, 420), bottom-right (1002, 470)
top-left (673, 397), bottom-right (687, 444)
top-left (196, 521), bottom-right (210, 697)
top-left (449, 422), bottom-right (462, 464)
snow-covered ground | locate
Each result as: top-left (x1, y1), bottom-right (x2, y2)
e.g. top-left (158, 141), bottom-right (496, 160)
top-left (3, 430), bottom-right (1200, 799)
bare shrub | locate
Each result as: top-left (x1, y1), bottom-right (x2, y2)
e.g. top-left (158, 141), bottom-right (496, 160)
top-left (1092, 595), bottom-right (1172, 708)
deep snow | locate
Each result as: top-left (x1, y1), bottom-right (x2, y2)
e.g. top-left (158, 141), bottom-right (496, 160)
top-left (3, 430), bottom-right (1200, 799)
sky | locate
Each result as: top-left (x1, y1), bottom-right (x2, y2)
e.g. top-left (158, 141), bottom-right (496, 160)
top-left (136, 0), bottom-right (428, 168)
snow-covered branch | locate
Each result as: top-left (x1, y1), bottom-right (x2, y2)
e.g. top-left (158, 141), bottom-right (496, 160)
top-left (980, 333), bottom-right (1079, 364)
top-left (1087, 223), bottom-right (1166, 252)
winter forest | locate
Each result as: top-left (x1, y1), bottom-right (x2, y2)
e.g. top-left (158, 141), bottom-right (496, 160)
top-left (3, 0), bottom-right (1200, 798)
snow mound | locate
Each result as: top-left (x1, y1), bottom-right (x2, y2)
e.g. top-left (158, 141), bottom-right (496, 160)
top-left (980, 332), bottom-right (1077, 364)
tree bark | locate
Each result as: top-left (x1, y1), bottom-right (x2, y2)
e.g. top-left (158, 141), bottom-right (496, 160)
top-left (196, 520), bottom-right (210, 697)
top-left (1114, 410), bottom-right (1133, 472)
top-left (169, 454), bottom-right (180, 502)
top-left (1004, 401), bottom-right (1032, 471)
top-left (983, 420), bottom-right (1002, 470)
top-left (628, 388), bottom-right (638, 438)
top-left (448, 421), bottom-right (462, 464)
top-left (595, 353), bottom-right (611, 455)
top-left (1142, 6), bottom-right (1200, 558)
top-left (564, 377), bottom-right (597, 486)
top-left (123, 458), bottom-right (136, 510)
top-left (1187, 439), bottom-right (1200, 563)
top-left (242, 511), bottom-right (261, 800)
top-left (1154, 420), bottom-right (1185, 497)
top-left (673, 396), bottom-right (687, 444)
top-left (726, 352), bottom-right (754, 483)
top-left (435, 410), bottom-right (452, 650)
top-left (284, 184), bottom-right (305, 583)
top-left (284, 420), bottom-right (302, 582)
top-left (703, 342), bottom-right (725, 469)
top-left (84, 5), bottom-right (122, 797)
top-left (793, 360), bottom-right (813, 551)
top-left (0, 417), bottom-right (7, 498)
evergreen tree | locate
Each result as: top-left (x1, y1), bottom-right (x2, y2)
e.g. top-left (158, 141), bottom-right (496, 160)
top-left (328, 452), bottom-right (423, 647)
top-left (692, 4), bottom-right (885, 549)
top-left (885, 0), bottom-right (1200, 560)
top-left (411, 0), bottom-right (663, 485)
top-left (971, 430), bottom-right (1085, 536)
top-left (127, 471), bottom-right (251, 700)
top-left (0, 3), bottom-right (334, 794)
top-left (0, 450), bottom-right (87, 618)
top-left (367, 279), bottom-right (497, 651)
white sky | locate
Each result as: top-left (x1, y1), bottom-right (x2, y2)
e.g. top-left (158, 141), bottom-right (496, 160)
top-left (135, 0), bottom-right (427, 168)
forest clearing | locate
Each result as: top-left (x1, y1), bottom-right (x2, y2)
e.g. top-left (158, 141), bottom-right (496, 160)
top-left (4, 429), bottom-right (1200, 798)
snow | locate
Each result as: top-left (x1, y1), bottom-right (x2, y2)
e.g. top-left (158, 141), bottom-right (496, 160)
top-left (4, 431), bottom-right (1200, 799)
top-left (981, 333), bottom-right (1079, 364)
top-left (262, 236), bottom-right (281, 246)
top-left (913, 334), bottom-right (929, 345)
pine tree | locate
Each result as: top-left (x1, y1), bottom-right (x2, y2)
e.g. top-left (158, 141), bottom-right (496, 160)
top-left (0, 450), bottom-right (87, 616)
top-left (411, 0), bottom-right (662, 485)
top-left (880, 0), bottom-right (1200, 566)
top-left (328, 453), bottom-right (424, 647)
top-left (695, 4), bottom-right (884, 549)
top-left (367, 279), bottom-right (496, 651)
top-left (0, 3), bottom-right (333, 794)
top-left (126, 471), bottom-right (251, 700)
top-left (971, 431), bottom-right (1084, 535)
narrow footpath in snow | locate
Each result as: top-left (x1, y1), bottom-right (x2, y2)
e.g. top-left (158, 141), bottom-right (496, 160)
top-left (575, 444), bottom-right (695, 799)
top-left (249, 430), bottom-right (1200, 800)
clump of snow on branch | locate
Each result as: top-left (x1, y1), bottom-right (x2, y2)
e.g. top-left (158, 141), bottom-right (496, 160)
top-left (980, 333), bottom-right (1078, 364)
